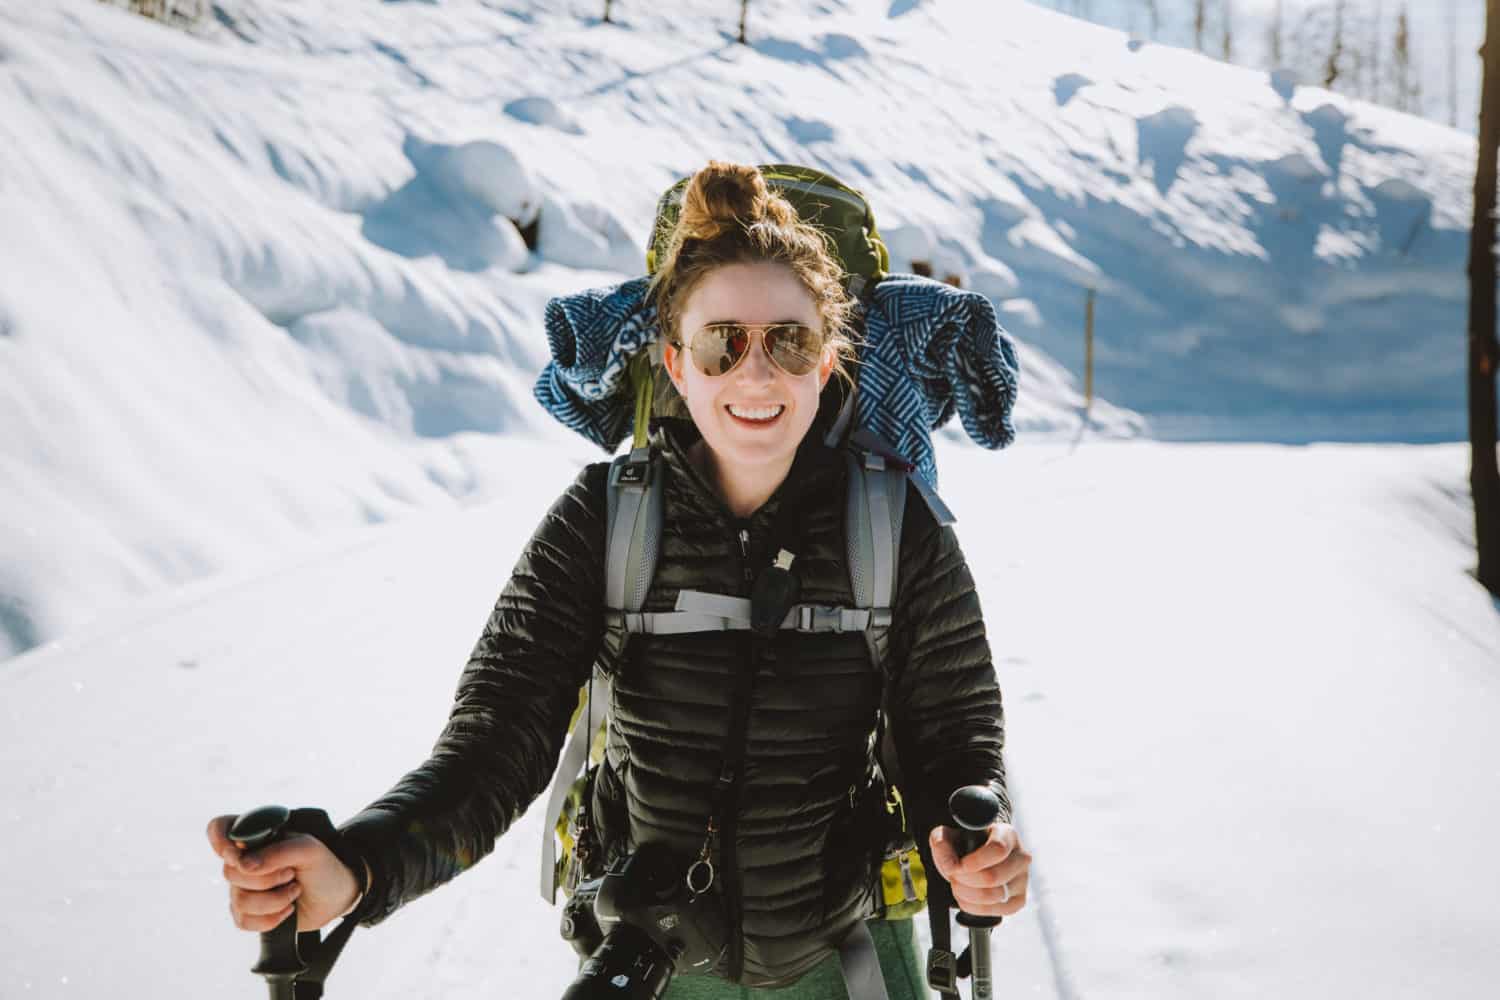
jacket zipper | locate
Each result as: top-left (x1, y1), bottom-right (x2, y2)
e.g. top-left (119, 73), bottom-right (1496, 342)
top-left (719, 525), bottom-right (756, 982)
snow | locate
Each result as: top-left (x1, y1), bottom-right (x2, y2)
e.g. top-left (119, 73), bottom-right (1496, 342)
top-left (2, 0), bottom-right (1497, 997)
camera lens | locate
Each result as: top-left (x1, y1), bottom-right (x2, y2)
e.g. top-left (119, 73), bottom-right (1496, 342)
top-left (560, 923), bottom-right (673, 1000)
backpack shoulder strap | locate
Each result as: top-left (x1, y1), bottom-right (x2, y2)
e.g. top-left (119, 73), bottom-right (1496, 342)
top-left (605, 446), bottom-right (664, 616)
top-left (541, 446), bottom-right (663, 904)
top-left (845, 447), bottom-right (909, 664)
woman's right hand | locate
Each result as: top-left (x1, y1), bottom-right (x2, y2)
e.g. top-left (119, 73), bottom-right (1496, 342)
top-left (206, 814), bottom-right (364, 934)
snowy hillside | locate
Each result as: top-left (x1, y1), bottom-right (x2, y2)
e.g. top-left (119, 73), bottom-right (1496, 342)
top-left (0, 0), bottom-right (1479, 661)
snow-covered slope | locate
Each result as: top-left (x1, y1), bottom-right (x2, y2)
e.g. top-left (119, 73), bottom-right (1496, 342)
top-left (0, 0), bottom-right (1476, 659)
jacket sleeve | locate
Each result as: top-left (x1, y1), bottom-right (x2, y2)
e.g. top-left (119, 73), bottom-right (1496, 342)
top-left (885, 482), bottom-right (1011, 837)
top-left (335, 461), bottom-right (611, 926)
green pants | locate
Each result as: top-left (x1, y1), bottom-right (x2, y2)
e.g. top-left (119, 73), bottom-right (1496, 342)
top-left (661, 919), bottom-right (927, 1000)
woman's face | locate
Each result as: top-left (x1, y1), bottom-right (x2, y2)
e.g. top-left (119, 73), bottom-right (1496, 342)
top-left (664, 260), bottom-right (833, 481)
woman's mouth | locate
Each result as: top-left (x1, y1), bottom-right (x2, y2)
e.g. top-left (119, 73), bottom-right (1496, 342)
top-left (726, 403), bottom-right (786, 426)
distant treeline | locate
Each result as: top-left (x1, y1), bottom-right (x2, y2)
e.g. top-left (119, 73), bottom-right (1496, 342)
top-left (1044, 0), bottom-right (1475, 128)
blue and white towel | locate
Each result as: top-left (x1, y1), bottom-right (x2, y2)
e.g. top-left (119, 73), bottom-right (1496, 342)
top-left (532, 272), bottom-right (1020, 489)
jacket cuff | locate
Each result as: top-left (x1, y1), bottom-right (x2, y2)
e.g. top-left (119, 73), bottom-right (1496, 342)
top-left (336, 808), bottom-right (404, 926)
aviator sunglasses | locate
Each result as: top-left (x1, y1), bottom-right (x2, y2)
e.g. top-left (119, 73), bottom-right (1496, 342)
top-left (678, 322), bottom-right (827, 378)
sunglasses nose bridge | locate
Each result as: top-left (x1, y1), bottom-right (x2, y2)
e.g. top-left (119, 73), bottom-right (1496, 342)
top-left (734, 328), bottom-right (778, 381)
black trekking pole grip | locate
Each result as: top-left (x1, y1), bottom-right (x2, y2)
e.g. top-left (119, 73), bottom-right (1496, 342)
top-left (949, 785), bottom-right (1003, 1000)
top-left (229, 805), bottom-right (307, 1000)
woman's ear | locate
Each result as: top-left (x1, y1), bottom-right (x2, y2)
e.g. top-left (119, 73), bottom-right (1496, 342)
top-left (663, 340), bottom-right (686, 394)
top-left (817, 344), bottom-right (835, 390)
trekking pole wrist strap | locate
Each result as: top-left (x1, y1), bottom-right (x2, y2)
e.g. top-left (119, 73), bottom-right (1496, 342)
top-left (285, 808), bottom-right (370, 899)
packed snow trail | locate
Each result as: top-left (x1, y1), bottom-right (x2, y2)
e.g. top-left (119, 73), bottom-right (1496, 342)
top-left (5, 439), bottom-right (1497, 998)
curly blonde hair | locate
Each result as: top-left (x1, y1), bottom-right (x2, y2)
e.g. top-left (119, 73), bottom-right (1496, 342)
top-left (647, 161), bottom-right (857, 387)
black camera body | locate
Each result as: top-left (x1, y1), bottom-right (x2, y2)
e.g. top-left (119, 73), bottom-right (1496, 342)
top-left (559, 842), bottom-right (727, 1000)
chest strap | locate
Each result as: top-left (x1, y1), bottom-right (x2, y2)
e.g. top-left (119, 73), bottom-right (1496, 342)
top-left (607, 590), bottom-right (890, 635)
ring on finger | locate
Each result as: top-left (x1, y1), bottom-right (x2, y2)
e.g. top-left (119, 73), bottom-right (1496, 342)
top-left (999, 880), bottom-right (1011, 904)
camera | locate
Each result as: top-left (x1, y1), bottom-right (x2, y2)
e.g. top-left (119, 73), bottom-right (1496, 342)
top-left (559, 842), bottom-right (727, 1000)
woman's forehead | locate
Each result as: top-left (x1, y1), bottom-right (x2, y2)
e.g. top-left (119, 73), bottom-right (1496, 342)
top-left (682, 261), bottom-right (819, 322)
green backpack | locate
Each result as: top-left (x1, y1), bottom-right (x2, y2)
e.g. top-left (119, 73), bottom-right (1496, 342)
top-left (540, 165), bottom-right (933, 925)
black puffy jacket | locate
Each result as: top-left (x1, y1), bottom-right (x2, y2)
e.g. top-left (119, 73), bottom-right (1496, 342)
top-left (337, 417), bottom-right (1009, 987)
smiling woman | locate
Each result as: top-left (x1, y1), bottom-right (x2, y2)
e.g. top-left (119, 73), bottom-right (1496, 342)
top-left (208, 160), bottom-right (1024, 1000)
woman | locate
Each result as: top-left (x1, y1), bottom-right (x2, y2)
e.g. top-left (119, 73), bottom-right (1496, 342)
top-left (206, 161), bottom-right (1031, 999)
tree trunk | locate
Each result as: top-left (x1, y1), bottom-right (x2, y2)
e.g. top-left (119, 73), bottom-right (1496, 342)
top-left (1371, 0), bottom-right (1385, 105)
top-left (1268, 0), bottom-right (1283, 66)
top-left (1324, 0), bottom-right (1346, 88)
top-left (603, 0), bottom-right (613, 24)
top-left (1470, 0), bottom-right (1500, 594)
top-left (1394, 6), bottom-right (1411, 110)
top-left (1450, 0), bottom-right (1462, 127)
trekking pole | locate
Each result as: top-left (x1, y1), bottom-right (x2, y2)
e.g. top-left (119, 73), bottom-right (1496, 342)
top-left (228, 805), bottom-right (360, 1000)
top-left (949, 785), bottom-right (1004, 1000)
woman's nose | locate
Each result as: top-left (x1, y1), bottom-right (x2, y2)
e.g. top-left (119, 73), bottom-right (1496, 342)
top-left (734, 333), bottom-right (777, 384)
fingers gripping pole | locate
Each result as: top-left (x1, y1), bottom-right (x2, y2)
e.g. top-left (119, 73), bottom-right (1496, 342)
top-left (228, 806), bottom-right (361, 1000)
top-left (949, 786), bottom-right (1004, 1000)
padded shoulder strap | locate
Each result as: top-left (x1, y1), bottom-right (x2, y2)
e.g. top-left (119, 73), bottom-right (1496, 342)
top-left (845, 448), bottom-right (908, 634)
top-left (605, 446), bottom-right (663, 614)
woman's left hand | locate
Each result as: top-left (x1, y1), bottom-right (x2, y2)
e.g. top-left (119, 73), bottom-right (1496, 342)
top-left (928, 823), bottom-right (1031, 917)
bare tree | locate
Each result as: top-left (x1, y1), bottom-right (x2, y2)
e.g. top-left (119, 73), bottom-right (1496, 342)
top-left (1268, 0), bottom-right (1285, 66)
top-left (1468, 0), bottom-right (1500, 594)
top-left (1393, 4), bottom-right (1413, 111)
top-left (1145, 0), bottom-right (1161, 40)
top-left (1222, 0), bottom-right (1235, 60)
top-left (603, 0), bottom-right (614, 24)
top-left (1323, 0), bottom-right (1346, 88)
top-left (1370, 0), bottom-right (1385, 106)
top-left (1449, 0), bottom-right (1462, 127)
top-left (1194, 0), bottom-right (1207, 52)
top-left (738, 0), bottom-right (749, 44)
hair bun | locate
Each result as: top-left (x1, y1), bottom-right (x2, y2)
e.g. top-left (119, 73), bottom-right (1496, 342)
top-left (677, 160), bottom-right (792, 241)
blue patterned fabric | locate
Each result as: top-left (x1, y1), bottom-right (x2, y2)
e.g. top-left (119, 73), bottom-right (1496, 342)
top-left (532, 272), bottom-right (1019, 489)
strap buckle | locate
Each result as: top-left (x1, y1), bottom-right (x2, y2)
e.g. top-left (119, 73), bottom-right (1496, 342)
top-left (610, 447), bottom-right (654, 491)
top-left (795, 606), bottom-right (840, 632)
top-left (793, 606), bottom-right (878, 633)
top-left (926, 948), bottom-right (959, 995)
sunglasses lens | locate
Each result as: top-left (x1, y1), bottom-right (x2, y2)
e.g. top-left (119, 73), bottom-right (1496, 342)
top-left (764, 324), bottom-right (820, 376)
top-left (690, 324), bottom-right (751, 376)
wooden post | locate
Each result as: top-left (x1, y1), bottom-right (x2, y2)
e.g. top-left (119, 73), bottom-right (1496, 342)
top-left (1084, 287), bottom-right (1096, 411)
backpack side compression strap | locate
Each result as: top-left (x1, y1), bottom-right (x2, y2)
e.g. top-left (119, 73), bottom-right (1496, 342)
top-left (539, 673), bottom-right (609, 902)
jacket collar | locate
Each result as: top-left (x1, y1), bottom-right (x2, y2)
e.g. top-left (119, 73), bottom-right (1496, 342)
top-left (651, 418), bottom-right (843, 527)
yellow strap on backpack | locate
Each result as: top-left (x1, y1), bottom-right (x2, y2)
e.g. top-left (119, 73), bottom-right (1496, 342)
top-left (629, 352), bottom-right (654, 449)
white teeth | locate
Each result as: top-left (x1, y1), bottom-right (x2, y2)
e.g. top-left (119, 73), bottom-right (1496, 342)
top-left (727, 404), bottom-right (785, 422)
